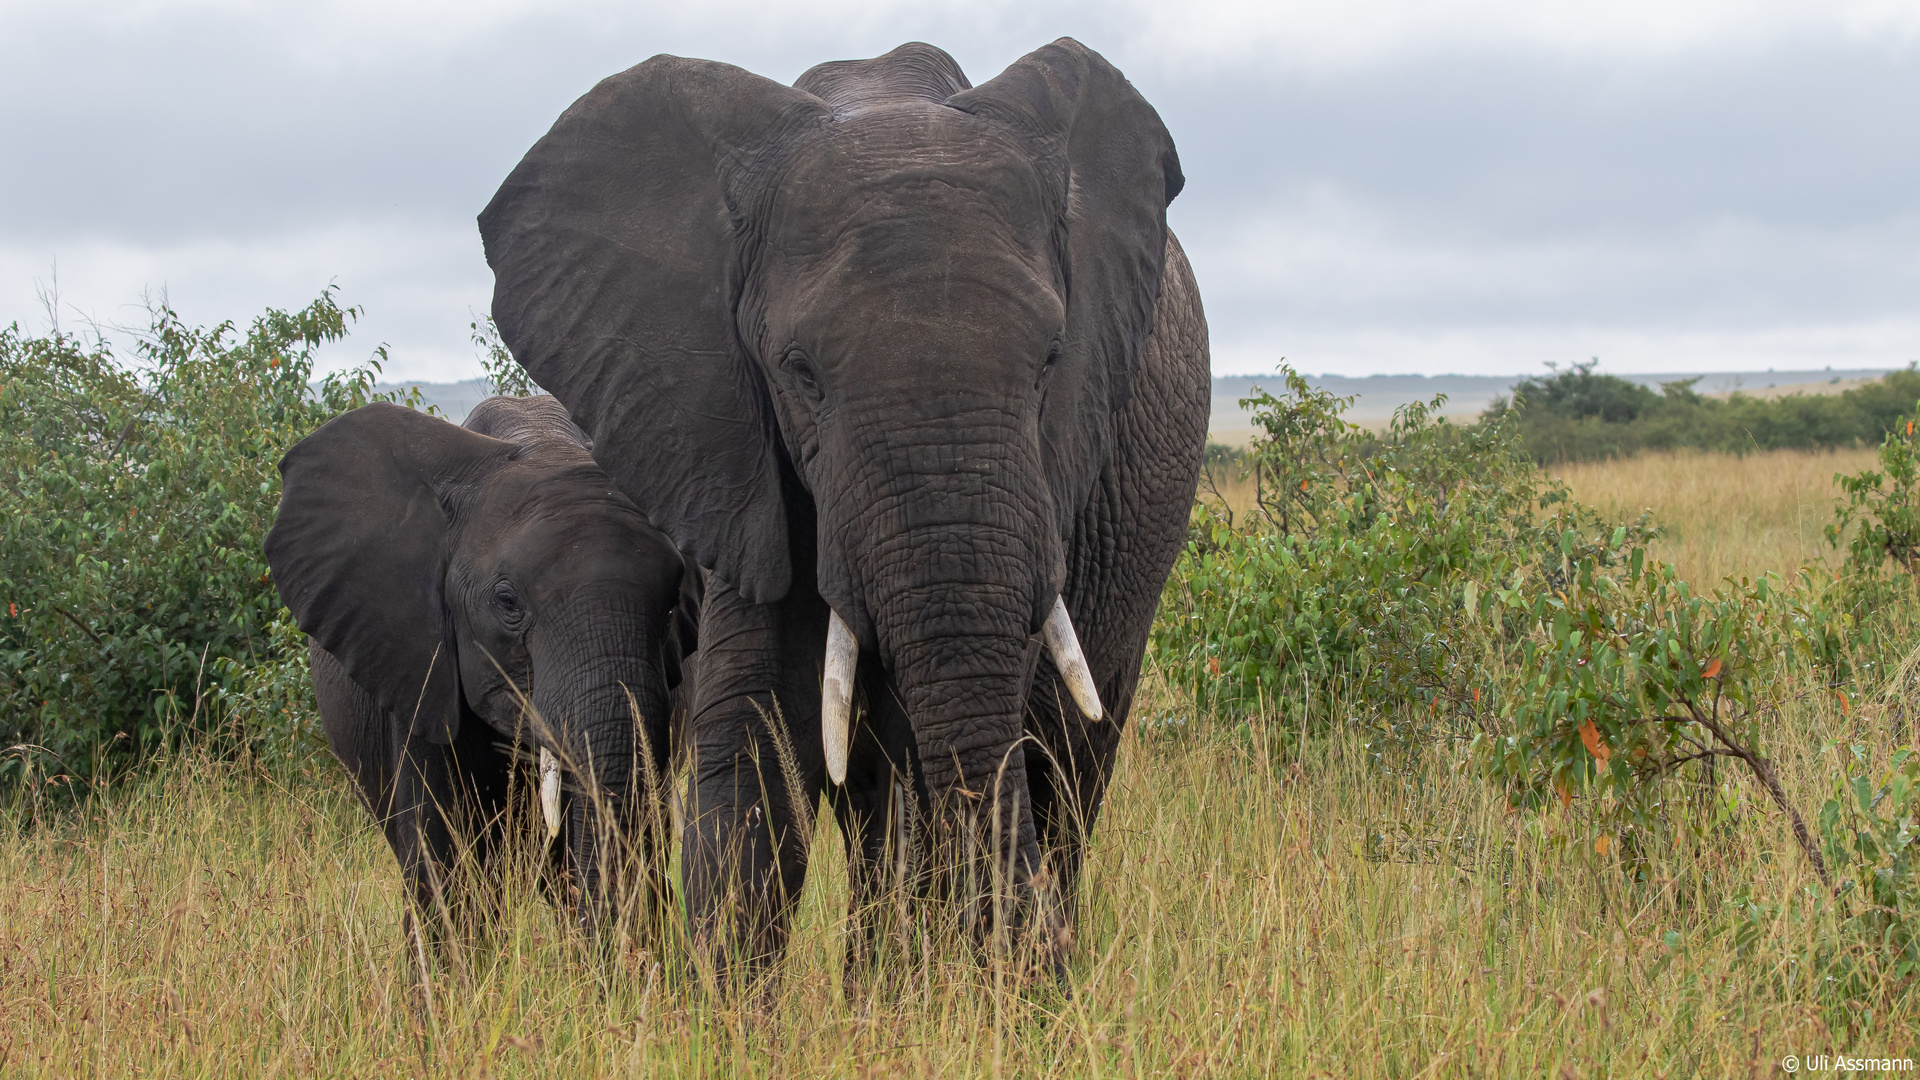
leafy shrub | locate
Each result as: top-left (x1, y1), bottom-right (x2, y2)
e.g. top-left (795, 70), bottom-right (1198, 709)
top-left (1153, 365), bottom-right (1920, 995)
top-left (1155, 366), bottom-right (1874, 866)
top-left (1471, 547), bottom-right (1845, 868)
top-left (1152, 368), bottom-right (1653, 734)
top-left (0, 291), bottom-right (401, 778)
top-left (1830, 403), bottom-right (1920, 577)
top-left (471, 313), bottom-right (541, 398)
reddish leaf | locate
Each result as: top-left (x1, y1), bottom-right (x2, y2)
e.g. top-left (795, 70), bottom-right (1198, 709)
top-left (1208, 655), bottom-right (1221, 677)
top-left (1555, 782), bottom-right (1572, 809)
top-left (1838, 689), bottom-right (1850, 716)
top-left (1702, 657), bottom-right (1722, 679)
top-left (1578, 719), bottom-right (1612, 763)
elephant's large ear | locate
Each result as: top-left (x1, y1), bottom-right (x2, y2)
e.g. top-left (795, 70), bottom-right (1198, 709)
top-left (949, 40), bottom-right (1184, 535)
top-left (479, 56), bottom-right (830, 604)
top-left (265, 403), bottom-right (517, 745)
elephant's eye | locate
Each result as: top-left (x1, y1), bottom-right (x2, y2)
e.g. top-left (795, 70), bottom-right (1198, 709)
top-left (784, 348), bottom-right (823, 402)
top-left (492, 581), bottom-right (526, 627)
top-left (1037, 341), bottom-right (1062, 390)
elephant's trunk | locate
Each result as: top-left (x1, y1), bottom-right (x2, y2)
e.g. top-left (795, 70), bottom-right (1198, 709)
top-left (817, 395), bottom-right (1062, 937)
top-left (878, 565), bottom-right (1043, 932)
top-left (529, 618), bottom-right (670, 934)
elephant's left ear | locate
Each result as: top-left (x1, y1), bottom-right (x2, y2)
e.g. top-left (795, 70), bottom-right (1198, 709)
top-left (950, 38), bottom-right (1183, 415)
top-left (951, 40), bottom-right (1183, 546)
top-left (266, 404), bottom-right (518, 746)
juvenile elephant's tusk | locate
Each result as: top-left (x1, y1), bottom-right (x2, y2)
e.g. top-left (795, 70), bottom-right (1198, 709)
top-left (1043, 596), bottom-right (1103, 721)
top-left (822, 609), bottom-right (858, 786)
top-left (539, 747), bottom-right (563, 840)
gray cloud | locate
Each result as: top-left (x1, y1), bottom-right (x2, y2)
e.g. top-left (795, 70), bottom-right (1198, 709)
top-left (3, 2), bottom-right (1916, 378)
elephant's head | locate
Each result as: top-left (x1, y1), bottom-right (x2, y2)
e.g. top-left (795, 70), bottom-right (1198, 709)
top-left (265, 398), bottom-right (692, 921)
top-left (479, 39), bottom-right (1179, 867)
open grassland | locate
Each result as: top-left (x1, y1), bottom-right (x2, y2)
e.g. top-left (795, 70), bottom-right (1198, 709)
top-left (2, 682), bottom-right (1912, 1076)
top-left (1552, 447), bottom-right (1880, 587)
top-left (4, 447), bottom-right (1917, 1076)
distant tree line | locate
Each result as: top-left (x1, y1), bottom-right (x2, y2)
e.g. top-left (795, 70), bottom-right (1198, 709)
top-left (1487, 360), bottom-right (1920, 463)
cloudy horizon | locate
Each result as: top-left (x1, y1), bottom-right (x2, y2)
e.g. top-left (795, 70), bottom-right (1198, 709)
top-left (4, 0), bottom-right (1917, 380)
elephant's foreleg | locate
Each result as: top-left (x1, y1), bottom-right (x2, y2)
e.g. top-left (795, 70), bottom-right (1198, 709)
top-left (1024, 664), bottom-right (1133, 944)
top-left (1023, 228), bottom-right (1212, 960)
top-left (384, 739), bottom-right (474, 962)
top-left (314, 645), bottom-right (477, 962)
top-left (681, 576), bottom-right (827, 985)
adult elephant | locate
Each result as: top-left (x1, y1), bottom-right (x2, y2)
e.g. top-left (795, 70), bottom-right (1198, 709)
top-left (480, 39), bottom-right (1208, 975)
top-left (266, 396), bottom-right (700, 947)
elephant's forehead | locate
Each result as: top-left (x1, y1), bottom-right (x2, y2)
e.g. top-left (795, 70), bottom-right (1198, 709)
top-left (762, 108), bottom-right (1053, 263)
top-left (456, 469), bottom-right (676, 581)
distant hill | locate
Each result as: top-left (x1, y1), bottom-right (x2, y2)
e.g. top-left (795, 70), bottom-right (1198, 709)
top-left (1209, 369), bottom-right (1898, 443)
top-left (377, 378), bottom-right (501, 424)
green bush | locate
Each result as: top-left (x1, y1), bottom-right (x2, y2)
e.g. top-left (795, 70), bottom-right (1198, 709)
top-left (1152, 368), bottom-right (1651, 734)
top-left (1831, 402), bottom-right (1920, 577)
top-left (1153, 365), bottom-right (1920, 992)
top-left (0, 290), bottom-right (403, 779)
top-left (471, 313), bottom-right (540, 398)
top-left (1470, 547), bottom-right (1844, 851)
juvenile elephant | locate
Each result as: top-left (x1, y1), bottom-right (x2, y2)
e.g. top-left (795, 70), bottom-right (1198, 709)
top-left (265, 396), bottom-right (698, 944)
top-left (481, 39), bottom-right (1208, 975)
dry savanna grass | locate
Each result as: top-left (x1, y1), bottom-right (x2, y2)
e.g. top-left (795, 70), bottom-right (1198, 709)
top-left (2, 671), bottom-right (1913, 1076)
top-left (1552, 447), bottom-right (1880, 587)
top-left (4, 448), bottom-right (1917, 1075)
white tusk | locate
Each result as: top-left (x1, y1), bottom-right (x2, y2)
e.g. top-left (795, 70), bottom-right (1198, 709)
top-left (1042, 596), bottom-right (1103, 721)
top-left (822, 609), bottom-right (858, 786)
top-left (539, 746), bottom-right (562, 840)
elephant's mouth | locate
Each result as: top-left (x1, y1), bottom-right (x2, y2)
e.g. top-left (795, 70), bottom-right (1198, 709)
top-left (818, 594), bottom-right (1101, 785)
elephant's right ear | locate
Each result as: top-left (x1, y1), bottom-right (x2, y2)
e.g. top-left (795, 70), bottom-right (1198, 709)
top-left (265, 403), bottom-right (517, 744)
top-left (479, 56), bottom-right (830, 604)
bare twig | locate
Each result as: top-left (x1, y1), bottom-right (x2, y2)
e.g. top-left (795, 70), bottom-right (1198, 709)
top-left (103, 419), bottom-right (138, 462)
top-left (1684, 698), bottom-right (1832, 890)
top-left (48, 606), bottom-right (104, 644)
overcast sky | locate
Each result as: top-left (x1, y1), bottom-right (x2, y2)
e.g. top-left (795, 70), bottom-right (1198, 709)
top-left (4, 0), bottom-right (1917, 379)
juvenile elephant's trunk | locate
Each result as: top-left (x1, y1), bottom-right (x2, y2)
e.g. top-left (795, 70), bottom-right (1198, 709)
top-left (530, 624), bottom-right (670, 935)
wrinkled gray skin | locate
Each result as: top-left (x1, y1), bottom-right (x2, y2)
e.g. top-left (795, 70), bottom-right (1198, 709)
top-left (480, 39), bottom-right (1209, 977)
top-left (265, 396), bottom-right (699, 943)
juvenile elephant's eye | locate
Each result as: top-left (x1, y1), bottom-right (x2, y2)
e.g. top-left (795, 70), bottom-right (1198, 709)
top-left (492, 581), bottom-right (526, 628)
